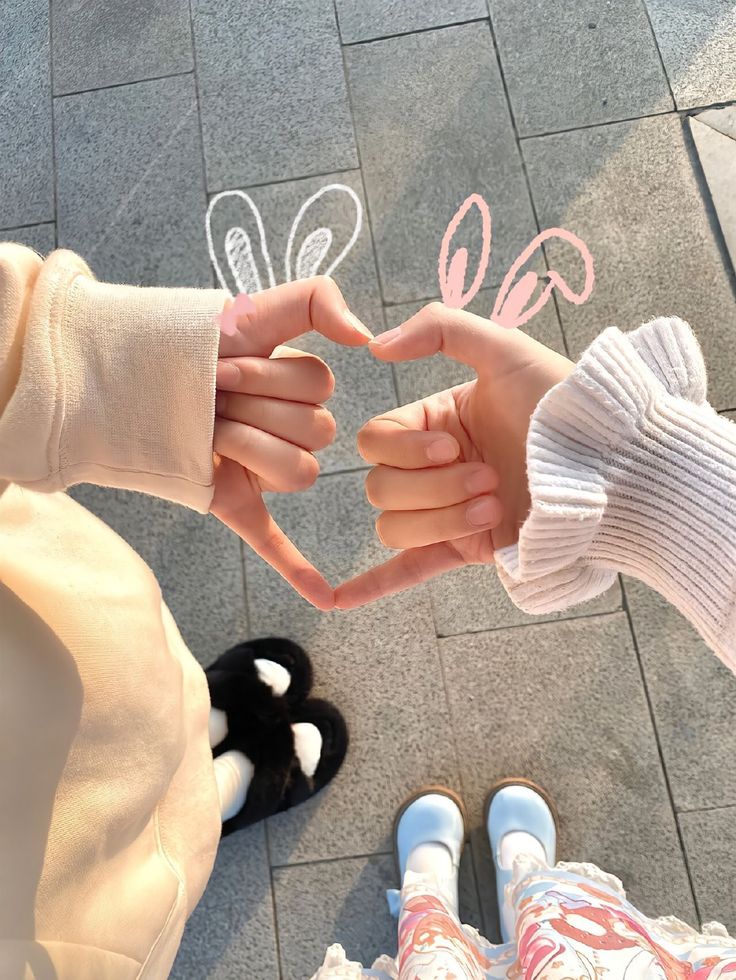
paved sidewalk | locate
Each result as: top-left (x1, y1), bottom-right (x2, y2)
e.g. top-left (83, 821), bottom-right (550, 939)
top-left (3, 2), bottom-right (736, 977)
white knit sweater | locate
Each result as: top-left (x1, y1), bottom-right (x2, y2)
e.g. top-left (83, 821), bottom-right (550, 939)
top-left (496, 316), bottom-right (736, 672)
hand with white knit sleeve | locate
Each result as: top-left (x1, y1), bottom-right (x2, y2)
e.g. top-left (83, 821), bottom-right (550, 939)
top-left (337, 303), bottom-right (736, 672)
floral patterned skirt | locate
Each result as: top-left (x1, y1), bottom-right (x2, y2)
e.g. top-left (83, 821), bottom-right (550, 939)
top-left (311, 856), bottom-right (736, 980)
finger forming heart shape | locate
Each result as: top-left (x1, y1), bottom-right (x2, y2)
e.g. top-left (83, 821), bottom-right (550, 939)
top-left (207, 187), bottom-right (595, 610)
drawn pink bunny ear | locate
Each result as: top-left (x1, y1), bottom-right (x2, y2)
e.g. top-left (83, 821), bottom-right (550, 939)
top-left (438, 193), bottom-right (595, 329)
top-left (284, 183), bottom-right (362, 283)
top-left (491, 228), bottom-right (595, 329)
top-left (438, 193), bottom-right (491, 309)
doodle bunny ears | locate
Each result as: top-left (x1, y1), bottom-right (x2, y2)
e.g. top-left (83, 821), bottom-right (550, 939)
top-left (206, 183), bottom-right (363, 299)
top-left (438, 193), bottom-right (595, 328)
top-left (206, 183), bottom-right (594, 330)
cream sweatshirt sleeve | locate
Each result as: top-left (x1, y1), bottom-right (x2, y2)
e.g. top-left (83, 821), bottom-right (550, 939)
top-left (495, 315), bottom-right (736, 671)
top-left (0, 243), bottom-right (227, 512)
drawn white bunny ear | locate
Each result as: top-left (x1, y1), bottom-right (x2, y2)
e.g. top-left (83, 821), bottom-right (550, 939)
top-left (284, 183), bottom-right (362, 283)
top-left (206, 190), bottom-right (276, 297)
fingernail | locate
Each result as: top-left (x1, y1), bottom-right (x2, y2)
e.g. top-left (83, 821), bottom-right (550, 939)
top-left (344, 308), bottom-right (374, 340)
top-left (426, 439), bottom-right (457, 463)
top-left (465, 468), bottom-right (495, 495)
top-left (216, 360), bottom-right (240, 386)
top-left (466, 497), bottom-right (498, 527)
top-left (370, 325), bottom-right (402, 347)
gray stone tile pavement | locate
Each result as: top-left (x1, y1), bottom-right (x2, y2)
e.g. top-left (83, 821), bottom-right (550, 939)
top-left (522, 113), bottom-right (736, 410)
top-left (490, 0), bottom-right (673, 137)
top-left (440, 614), bottom-right (698, 925)
top-left (645, 0), bottom-right (736, 110)
top-left (170, 827), bottom-right (279, 980)
top-left (346, 23), bottom-right (538, 304)
top-left (0, 223), bottom-right (56, 255)
top-left (0, 0), bottom-right (54, 228)
top-left (4, 1), bottom-right (736, 974)
top-left (51, 0), bottom-right (193, 96)
top-left (55, 75), bottom-right (212, 287)
top-left (245, 472), bottom-right (463, 866)
top-left (679, 806), bottom-right (736, 934)
top-left (624, 578), bottom-right (736, 813)
top-left (690, 107), bottom-right (736, 277)
top-left (192, 0), bottom-right (356, 190)
top-left (336, 0), bottom-right (487, 44)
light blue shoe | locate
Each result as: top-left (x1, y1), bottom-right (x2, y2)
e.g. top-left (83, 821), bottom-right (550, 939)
top-left (485, 779), bottom-right (558, 944)
top-left (386, 786), bottom-right (466, 918)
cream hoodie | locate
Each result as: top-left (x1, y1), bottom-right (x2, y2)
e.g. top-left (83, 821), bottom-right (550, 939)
top-left (0, 244), bottom-right (227, 979)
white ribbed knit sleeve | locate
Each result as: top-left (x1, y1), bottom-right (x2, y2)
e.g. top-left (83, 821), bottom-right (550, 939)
top-left (495, 316), bottom-right (736, 670)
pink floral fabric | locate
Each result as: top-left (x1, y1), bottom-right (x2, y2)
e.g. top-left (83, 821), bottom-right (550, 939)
top-left (312, 858), bottom-right (736, 980)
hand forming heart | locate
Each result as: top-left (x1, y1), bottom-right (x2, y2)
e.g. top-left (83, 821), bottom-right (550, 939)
top-left (208, 190), bottom-right (594, 611)
top-left (210, 275), bottom-right (372, 611)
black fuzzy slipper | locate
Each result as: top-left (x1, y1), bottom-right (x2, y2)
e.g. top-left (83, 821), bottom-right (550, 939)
top-left (219, 697), bottom-right (349, 836)
top-left (206, 637), bottom-right (313, 716)
top-left (205, 638), bottom-right (348, 836)
top-left (278, 698), bottom-right (350, 812)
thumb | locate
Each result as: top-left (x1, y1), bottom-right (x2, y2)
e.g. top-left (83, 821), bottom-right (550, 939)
top-left (367, 302), bottom-right (514, 375)
top-left (218, 276), bottom-right (374, 358)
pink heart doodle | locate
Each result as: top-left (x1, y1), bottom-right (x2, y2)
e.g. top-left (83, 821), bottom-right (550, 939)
top-left (217, 291), bottom-right (257, 337)
top-left (438, 193), bottom-right (594, 327)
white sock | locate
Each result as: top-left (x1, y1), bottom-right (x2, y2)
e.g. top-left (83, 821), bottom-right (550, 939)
top-left (214, 750), bottom-right (254, 821)
top-left (209, 707), bottom-right (228, 749)
top-left (208, 657), bottom-right (291, 751)
top-left (255, 658), bottom-right (290, 696)
top-left (498, 830), bottom-right (547, 869)
top-left (292, 722), bottom-right (322, 778)
top-left (405, 842), bottom-right (458, 915)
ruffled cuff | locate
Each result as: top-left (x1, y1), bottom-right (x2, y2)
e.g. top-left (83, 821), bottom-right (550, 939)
top-left (495, 317), bottom-right (736, 665)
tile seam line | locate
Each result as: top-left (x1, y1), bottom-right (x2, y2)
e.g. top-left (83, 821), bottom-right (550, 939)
top-left (435, 605), bottom-right (624, 639)
top-left (0, 218), bottom-right (57, 234)
top-left (187, 0), bottom-right (212, 243)
top-left (483, 0), bottom-right (570, 357)
top-left (676, 803), bottom-right (736, 817)
top-left (52, 68), bottom-right (194, 101)
top-left (265, 822), bottom-right (285, 980)
top-left (638, 0), bottom-right (677, 109)
top-left (340, 16), bottom-right (490, 46)
top-left (48, 0), bottom-right (58, 248)
top-left (620, 580), bottom-right (702, 924)
top-left (271, 849), bottom-right (393, 871)
top-left (334, 0), bottom-right (393, 316)
top-left (331, 0), bottom-right (399, 405)
top-left (434, 603), bottom-right (486, 931)
top-left (207, 162), bottom-right (362, 197)
top-left (519, 101), bottom-right (736, 141)
top-left (206, 166), bottom-right (364, 199)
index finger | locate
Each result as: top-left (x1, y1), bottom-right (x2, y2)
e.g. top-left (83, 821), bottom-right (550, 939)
top-left (367, 302), bottom-right (530, 374)
top-left (218, 276), bottom-right (374, 358)
top-left (211, 456), bottom-right (334, 610)
top-left (334, 543), bottom-right (467, 609)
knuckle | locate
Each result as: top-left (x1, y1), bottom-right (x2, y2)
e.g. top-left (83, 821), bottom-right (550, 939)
top-left (318, 361), bottom-right (336, 399)
top-left (314, 408), bottom-right (337, 445)
top-left (364, 468), bottom-right (382, 508)
top-left (242, 357), bottom-right (267, 384)
top-left (315, 273), bottom-right (337, 291)
top-left (356, 424), bottom-right (373, 460)
top-left (425, 300), bottom-right (448, 322)
top-left (289, 454), bottom-right (319, 491)
top-left (375, 515), bottom-right (398, 550)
